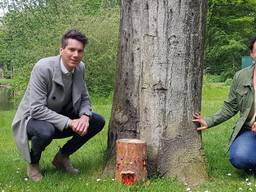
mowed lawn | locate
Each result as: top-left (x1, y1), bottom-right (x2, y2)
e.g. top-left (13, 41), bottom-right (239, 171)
top-left (0, 83), bottom-right (255, 192)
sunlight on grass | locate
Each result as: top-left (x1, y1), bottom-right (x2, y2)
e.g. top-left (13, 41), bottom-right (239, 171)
top-left (0, 83), bottom-right (253, 192)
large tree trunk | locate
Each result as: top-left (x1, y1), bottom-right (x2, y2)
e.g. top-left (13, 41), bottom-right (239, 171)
top-left (105, 0), bottom-right (208, 186)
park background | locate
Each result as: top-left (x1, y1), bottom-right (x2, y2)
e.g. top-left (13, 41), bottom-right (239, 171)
top-left (0, 0), bottom-right (256, 191)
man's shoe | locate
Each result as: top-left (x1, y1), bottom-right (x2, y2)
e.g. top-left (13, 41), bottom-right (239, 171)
top-left (27, 163), bottom-right (43, 182)
top-left (52, 151), bottom-right (80, 175)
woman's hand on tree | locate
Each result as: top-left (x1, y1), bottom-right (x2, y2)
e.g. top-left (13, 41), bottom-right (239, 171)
top-left (192, 112), bottom-right (208, 131)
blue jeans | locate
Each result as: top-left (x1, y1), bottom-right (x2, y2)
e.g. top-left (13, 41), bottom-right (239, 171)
top-left (27, 112), bottom-right (105, 164)
top-left (229, 129), bottom-right (256, 171)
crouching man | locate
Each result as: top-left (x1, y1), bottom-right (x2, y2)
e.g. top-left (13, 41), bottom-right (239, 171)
top-left (12, 29), bottom-right (105, 182)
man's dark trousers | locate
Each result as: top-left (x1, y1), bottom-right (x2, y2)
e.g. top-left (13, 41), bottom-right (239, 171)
top-left (27, 112), bottom-right (105, 164)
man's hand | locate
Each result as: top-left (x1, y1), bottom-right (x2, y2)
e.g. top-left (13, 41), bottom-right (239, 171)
top-left (192, 112), bottom-right (208, 131)
top-left (69, 115), bottom-right (90, 136)
top-left (252, 122), bottom-right (256, 133)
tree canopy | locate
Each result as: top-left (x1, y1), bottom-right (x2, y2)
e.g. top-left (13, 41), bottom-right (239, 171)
top-left (206, 0), bottom-right (256, 79)
top-left (0, 0), bottom-right (119, 97)
top-left (0, 0), bottom-right (255, 97)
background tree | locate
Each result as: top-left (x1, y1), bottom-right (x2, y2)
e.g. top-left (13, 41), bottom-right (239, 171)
top-left (205, 0), bottom-right (256, 79)
top-left (105, 0), bottom-right (208, 186)
top-left (1, 0), bottom-right (255, 97)
top-left (0, 0), bottom-right (119, 97)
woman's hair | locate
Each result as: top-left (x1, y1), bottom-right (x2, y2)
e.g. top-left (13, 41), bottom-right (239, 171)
top-left (249, 37), bottom-right (256, 52)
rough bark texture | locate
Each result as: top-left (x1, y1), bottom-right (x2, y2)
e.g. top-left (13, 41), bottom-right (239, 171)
top-left (105, 0), bottom-right (208, 186)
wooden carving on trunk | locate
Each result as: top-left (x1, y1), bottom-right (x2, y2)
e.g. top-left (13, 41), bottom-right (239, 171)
top-left (115, 139), bottom-right (147, 185)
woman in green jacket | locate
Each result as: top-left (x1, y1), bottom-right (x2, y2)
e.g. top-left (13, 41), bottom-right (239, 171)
top-left (193, 37), bottom-right (256, 172)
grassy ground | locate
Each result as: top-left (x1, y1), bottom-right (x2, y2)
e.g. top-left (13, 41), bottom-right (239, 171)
top-left (0, 83), bottom-right (255, 192)
top-left (0, 79), bottom-right (13, 86)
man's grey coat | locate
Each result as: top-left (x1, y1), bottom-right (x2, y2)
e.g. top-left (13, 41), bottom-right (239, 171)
top-left (12, 55), bottom-right (92, 162)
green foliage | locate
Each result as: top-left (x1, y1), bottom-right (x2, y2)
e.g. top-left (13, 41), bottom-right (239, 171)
top-left (204, 74), bottom-right (226, 83)
top-left (205, 0), bottom-right (256, 79)
top-left (0, 78), bottom-right (13, 85)
top-left (0, 0), bottom-right (119, 97)
top-left (1, 0), bottom-right (255, 96)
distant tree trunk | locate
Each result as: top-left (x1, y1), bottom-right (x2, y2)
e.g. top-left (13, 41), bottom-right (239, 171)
top-left (105, 0), bottom-right (208, 186)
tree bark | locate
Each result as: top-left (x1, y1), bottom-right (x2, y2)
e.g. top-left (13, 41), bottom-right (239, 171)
top-left (105, 0), bottom-right (208, 186)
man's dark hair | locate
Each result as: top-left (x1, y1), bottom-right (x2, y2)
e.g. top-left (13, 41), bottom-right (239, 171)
top-left (61, 29), bottom-right (88, 48)
top-left (249, 37), bottom-right (256, 52)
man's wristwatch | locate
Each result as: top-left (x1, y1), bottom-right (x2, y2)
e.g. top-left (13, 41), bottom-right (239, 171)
top-left (82, 113), bottom-right (91, 118)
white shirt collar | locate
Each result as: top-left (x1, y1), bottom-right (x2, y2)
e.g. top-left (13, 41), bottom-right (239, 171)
top-left (60, 58), bottom-right (74, 75)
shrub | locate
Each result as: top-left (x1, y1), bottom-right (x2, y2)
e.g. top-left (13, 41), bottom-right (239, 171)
top-left (0, 2), bottom-right (120, 98)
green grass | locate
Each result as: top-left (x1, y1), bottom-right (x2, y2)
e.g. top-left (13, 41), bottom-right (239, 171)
top-left (0, 79), bottom-right (13, 86)
top-left (0, 84), bottom-right (255, 192)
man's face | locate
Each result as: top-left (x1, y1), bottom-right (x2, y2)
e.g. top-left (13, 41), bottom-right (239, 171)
top-left (60, 39), bottom-right (85, 71)
top-left (250, 41), bottom-right (256, 61)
